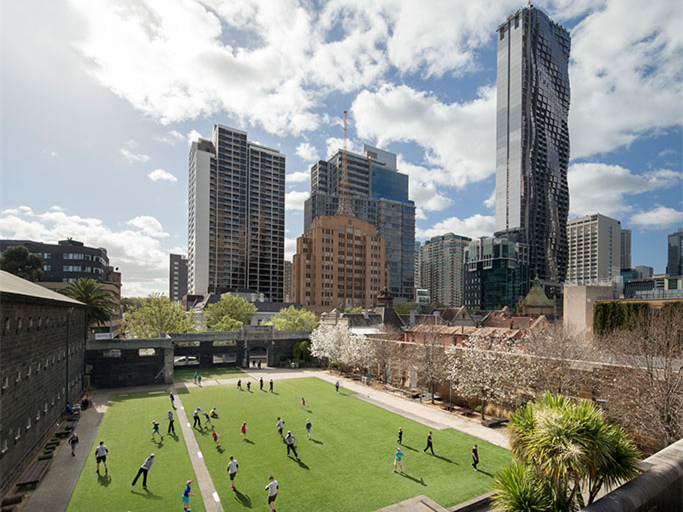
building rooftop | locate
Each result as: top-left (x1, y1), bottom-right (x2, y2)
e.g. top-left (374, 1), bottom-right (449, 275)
top-left (0, 270), bottom-right (84, 305)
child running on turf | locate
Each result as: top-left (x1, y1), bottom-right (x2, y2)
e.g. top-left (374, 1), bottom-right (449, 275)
top-left (276, 417), bottom-right (285, 438)
top-left (247, 381), bottom-right (251, 391)
top-left (227, 456), bottom-right (239, 491)
top-left (394, 447), bottom-right (404, 474)
top-left (237, 379), bottom-right (242, 390)
top-left (241, 422), bottom-right (247, 439)
top-left (203, 410), bottom-right (213, 428)
top-left (182, 479), bottom-right (196, 511)
top-left (397, 427), bottom-right (403, 445)
top-left (305, 419), bottom-right (312, 439)
top-left (301, 397), bottom-right (306, 409)
top-left (193, 408), bottom-right (201, 429)
top-left (151, 421), bottom-right (164, 441)
top-left (197, 374), bottom-right (202, 387)
top-left (212, 429), bottom-right (221, 448)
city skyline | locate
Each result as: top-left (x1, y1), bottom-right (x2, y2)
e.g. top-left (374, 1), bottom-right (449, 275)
top-left (1, 1), bottom-right (681, 296)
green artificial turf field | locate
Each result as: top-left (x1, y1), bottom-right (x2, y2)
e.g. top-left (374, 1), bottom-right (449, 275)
top-left (174, 365), bottom-right (246, 383)
top-left (179, 377), bottom-right (510, 512)
top-left (66, 390), bottom-right (206, 512)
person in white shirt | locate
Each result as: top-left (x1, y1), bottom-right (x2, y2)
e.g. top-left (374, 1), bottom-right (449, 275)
top-left (227, 455), bottom-right (239, 491)
top-left (95, 441), bottom-right (108, 474)
top-left (167, 410), bottom-right (175, 435)
top-left (276, 417), bottom-right (285, 438)
top-left (265, 475), bottom-right (278, 511)
top-left (131, 454), bottom-right (155, 488)
top-left (284, 431), bottom-right (298, 459)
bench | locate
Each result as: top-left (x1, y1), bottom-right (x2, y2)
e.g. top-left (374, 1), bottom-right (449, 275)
top-left (55, 425), bottom-right (74, 438)
top-left (16, 460), bottom-right (51, 489)
top-left (481, 417), bottom-right (509, 428)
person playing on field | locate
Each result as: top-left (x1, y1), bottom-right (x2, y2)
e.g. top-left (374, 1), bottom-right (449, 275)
top-left (269, 379), bottom-right (273, 392)
top-left (335, 380), bottom-right (339, 393)
top-left (197, 374), bottom-right (202, 387)
top-left (260, 377), bottom-right (264, 391)
top-left (397, 427), bottom-right (403, 445)
top-left (131, 453), bottom-right (154, 488)
top-left (212, 429), bottom-right (221, 449)
top-left (227, 455), bottom-right (239, 491)
top-left (247, 381), bottom-right (251, 392)
top-left (237, 379), bottom-right (242, 390)
top-left (265, 475), bottom-right (279, 512)
top-left (305, 419), bottom-right (312, 439)
top-left (394, 447), bottom-right (404, 474)
top-left (210, 407), bottom-right (219, 419)
top-left (151, 420), bottom-right (164, 441)
top-left (284, 430), bottom-right (298, 459)
top-left (203, 410), bottom-right (212, 428)
top-left (69, 432), bottom-right (79, 457)
top-left (95, 441), bottom-right (108, 474)
top-left (423, 431), bottom-right (434, 455)
top-left (471, 444), bottom-right (479, 471)
top-left (241, 422), bottom-right (247, 439)
top-left (193, 408), bottom-right (201, 429)
top-left (182, 479), bottom-right (196, 511)
top-left (193, 372), bottom-right (198, 385)
top-left (276, 417), bottom-right (285, 438)
top-left (170, 392), bottom-right (175, 409)
top-left (167, 410), bottom-right (176, 435)
top-left (301, 397), bottom-right (306, 409)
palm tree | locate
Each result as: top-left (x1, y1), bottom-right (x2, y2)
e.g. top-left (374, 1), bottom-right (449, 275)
top-left (62, 278), bottom-right (117, 328)
top-left (493, 392), bottom-right (640, 511)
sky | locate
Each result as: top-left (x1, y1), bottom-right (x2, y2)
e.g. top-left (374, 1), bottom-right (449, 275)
top-left (1, 0), bottom-right (682, 297)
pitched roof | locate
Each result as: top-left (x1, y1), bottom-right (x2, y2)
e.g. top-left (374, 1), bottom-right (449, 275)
top-left (0, 270), bottom-right (84, 306)
top-left (523, 276), bottom-right (553, 307)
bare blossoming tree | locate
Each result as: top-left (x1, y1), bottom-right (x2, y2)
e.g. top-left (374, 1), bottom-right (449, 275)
top-left (412, 330), bottom-right (448, 404)
top-left (309, 323), bottom-right (348, 366)
top-left (343, 332), bottom-right (375, 376)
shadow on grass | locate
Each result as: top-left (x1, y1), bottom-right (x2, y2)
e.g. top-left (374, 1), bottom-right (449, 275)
top-left (402, 444), bottom-right (419, 452)
top-left (234, 489), bottom-right (252, 508)
top-left (243, 438), bottom-right (255, 445)
top-left (217, 446), bottom-right (225, 454)
top-left (310, 438), bottom-right (323, 445)
top-left (96, 473), bottom-right (111, 487)
top-left (131, 488), bottom-right (164, 500)
top-left (477, 469), bottom-right (494, 478)
top-left (288, 456), bottom-right (309, 470)
top-left (152, 438), bottom-right (164, 448)
top-left (270, 392), bottom-right (280, 396)
top-left (433, 454), bottom-right (458, 465)
top-left (398, 472), bottom-right (427, 486)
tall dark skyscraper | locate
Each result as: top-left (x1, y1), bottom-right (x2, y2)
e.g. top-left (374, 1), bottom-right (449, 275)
top-left (304, 145), bottom-right (415, 300)
top-left (667, 228), bottom-right (683, 276)
top-left (495, 5), bottom-right (571, 290)
top-left (188, 125), bottom-right (285, 301)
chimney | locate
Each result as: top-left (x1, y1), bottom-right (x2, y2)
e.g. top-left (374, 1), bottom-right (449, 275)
top-left (409, 310), bottom-right (416, 326)
top-left (363, 309), bottom-right (369, 319)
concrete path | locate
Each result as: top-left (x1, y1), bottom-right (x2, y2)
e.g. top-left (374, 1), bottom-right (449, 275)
top-left (173, 390), bottom-right (224, 512)
top-left (374, 494), bottom-right (449, 512)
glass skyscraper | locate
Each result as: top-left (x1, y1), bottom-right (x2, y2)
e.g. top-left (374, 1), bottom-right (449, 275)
top-left (304, 145), bottom-right (415, 300)
top-left (494, 6), bottom-right (571, 291)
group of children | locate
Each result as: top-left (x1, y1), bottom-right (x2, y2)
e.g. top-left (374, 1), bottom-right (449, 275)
top-left (394, 427), bottom-right (481, 473)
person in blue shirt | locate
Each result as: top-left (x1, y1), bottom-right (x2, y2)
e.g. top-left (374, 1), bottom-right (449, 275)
top-left (394, 447), bottom-right (404, 474)
top-left (182, 479), bottom-right (196, 511)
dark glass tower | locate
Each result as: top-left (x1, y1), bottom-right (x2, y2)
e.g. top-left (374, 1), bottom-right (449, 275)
top-left (494, 5), bottom-right (570, 291)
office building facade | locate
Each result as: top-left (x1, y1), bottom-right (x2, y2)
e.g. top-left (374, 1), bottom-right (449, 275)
top-left (495, 6), bottom-right (571, 291)
top-left (566, 214), bottom-right (621, 284)
top-left (464, 236), bottom-right (529, 311)
top-left (420, 234), bottom-right (471, 307)
top-left (169, 254), bottom-right (188, 302)
top-left (304, 145), bottom-right (415, 300)
top-left (188, 125), bottom-right (285, 301)
top-left (292, 214), bottom-right (387, 310)
top-left (414, 240), bottom-right (422, 289)
top-left (667, 228), bottom-right (683, 276)
top-left (620, 229), bottom-right (632, 269)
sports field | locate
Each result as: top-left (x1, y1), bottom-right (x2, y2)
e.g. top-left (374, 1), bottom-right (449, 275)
top-left (174, 365), bottom-right (246, 383)
top-left (67, 377), bottom-right (509, 512)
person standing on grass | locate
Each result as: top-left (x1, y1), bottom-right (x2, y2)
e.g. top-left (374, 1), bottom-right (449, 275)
top-left (301, 397), bottom-right (306, 409)
top-left (151, 421), bottom-right (164, 441)
top-left (212, 429), bottom-right (221, 449)
top-left (247, 381), bottom-right (251, 392)
top-left (265, 475), bottom-right (279, 512)
top-left (193, 408), bottom-right (201, 429)
top-left (69, 432), bottom-right (79, 457)
top-left (394, 447), bottom-right (404, 474)
top-left (182, 479), bottom-right (196, 511)
top-left (423, 431), bottom-right (434, 454)
top-left (269, 379), bottom-right (273, 392)
top-left (471, 444), bottom-right (479, 471)
top-left (193, 372), bottom-right (198, 385)
top-left (260, 377), bottom-right (264, 391)
top-left (237, 379), bottom-right (242, 390)
top-left (170, 392), bottom-right (175, 409)
top-left (95, 441), bottom-right (108, 474)
top-left (335, 380), bottom-right (339, 393)
top-left (284, 430), bottom-right (298, 458)
top-left (227, 456), bottom-right (239, 491)
top-left (197, 374), bottom-right (202, 387)
top-left (167, 410), bottom-right (176, 435)
top-left (397, 427), bottom-right (403, 445)
top-left (305, 419), bottom-right (312, 439)
top-left (276, 417), bottom-right (285, 438)
top-left (131, 453), bottom-right (154, 488)
top-left (241, 422), bottom-right (247, 439)
top-left (203, 410), bottom-right (213, 429)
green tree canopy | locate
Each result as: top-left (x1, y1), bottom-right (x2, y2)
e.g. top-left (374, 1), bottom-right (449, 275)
top-left (124, 294), bottom-right (197, 338)
top-left (204, 294), bottom-right (257, 330)
top-left (62, 278), bottom-right (116, 327)
top-left (0, 246), bottom-right (44, 282)
top-left (270, 306), bottom-right (319, 332)
top-left (213, 316), bottom-right (243, 332)
top-left (121, 297), bottom-right (146, 314)
top-left (393, 302), bottom-right (420, 314)
top-left (343, 306), bottom-right (363, 314)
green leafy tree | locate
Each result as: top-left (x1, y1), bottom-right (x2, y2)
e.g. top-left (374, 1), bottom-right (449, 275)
top-left (124, 294), bottom-right (197, 338)
top-left (393, 302), bottom-right (419, 314)
top-left (343, 306), bottom-right (363, 314)
top-left (121, 297), bottom-right (146, 314)
top-left (293, 340), bottom-right (312, 362)
top-left (213, 316), bottom-right (243, 332)
top-left (204, 294), bottom-right (257, 329)
top-left (62, 278), bottom-right (116, 327)
top-left (270, 306), bottom-right (319, 332)
top-left (0, 246), bottom-right (44, 282)
top-left (493, 392), bottom-right (640, 511)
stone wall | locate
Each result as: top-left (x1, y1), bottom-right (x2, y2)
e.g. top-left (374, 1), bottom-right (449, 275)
top-left (0, 295), bottom-right (87, 494)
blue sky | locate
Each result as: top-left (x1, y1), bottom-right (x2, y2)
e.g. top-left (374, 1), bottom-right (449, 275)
top-left (1, 0), bottom-right (681, 296)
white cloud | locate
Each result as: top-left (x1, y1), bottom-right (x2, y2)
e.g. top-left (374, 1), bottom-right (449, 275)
top-left (0, 208), bottom-right (174, 296)
top-left (148, 168), bottom-right (178, 182)
top-left (187, 130), bottom-right (202, 145)
top-left (630, 206), bottom-right (683, 229)
top-left (568, 163), bottom-right (682, 217)
top-left (483, 190), bottom-right (496, 209)
top-left (154, 130), bottom-right (186, 144)
top-left (295, 142), bottom-right (320, 162)
top-left (417, 214), bottom-right (495, 240)
top-left (285, 190), bottom-right (309, 211)
top-left (286, 171), bottom-right (309, 184)
top-left (120, 148), bottom-right (150, 164)
top-left (285, 237), bottom-right (297, 261)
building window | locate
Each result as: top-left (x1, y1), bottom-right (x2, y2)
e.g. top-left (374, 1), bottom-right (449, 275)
top-left (16, 317), bottom-right (22, 332)
top-left (26, 418), bottom-right (31, 430)
top-left (15, 429), bottom-right (20, 441)
top-left (3, 317), bottom-right (9, 334)
top-left (36, 410), bottom-right (40, 421)
top-left (26, 366), bottom-right (31, 379)
top-left (138, 348), bottom-right (155, 357)
top-left (44, 403), bottom-right (48, 414)
top-left (1, 438), bottom-right (7, 453)
top-left (2, 376), bottom-right (8, 389)
top-left (15, 371), bottom-right (21, 384)
top-left (103, 349), bottom-right (121, 358)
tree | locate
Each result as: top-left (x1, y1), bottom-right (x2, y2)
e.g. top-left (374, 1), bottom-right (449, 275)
top-left (270, 306), bottom-right (319, 332)
top-left (493, 392), bottom-right (640, 511)
top-left (293, 341), bottom-right (312, 362)
top-left (121, 297), bottom-right (146, 314)
top-left (62, 278), bottom-right (116, 328)
top-left (393, 302), bottom-right (419, 315)
top-left (310, 323), bottom-right (348, 365)
top-left (204, 294), bottom-right (257, 330)
top-left (124, 294), bottom-right (197, 338)
top-left (343, 333), bottom-right (374, 376)
top-left (343, 306), bottom-right (362, 314)
top-left (370, 328), bottom-right (401, 383)
top-left (413, 330), bottom-right (447, 404)
top-left (0, 246), bottom-right (44, 282)
top-left (213, 317), bottom-right (243, 332)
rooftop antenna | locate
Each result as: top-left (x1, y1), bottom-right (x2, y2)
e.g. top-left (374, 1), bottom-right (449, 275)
top-left (336, 110), bottom-right (354, 217)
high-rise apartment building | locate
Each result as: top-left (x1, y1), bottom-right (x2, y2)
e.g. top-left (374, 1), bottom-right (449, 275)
top-left (169, 254), bottom-right (188, 302)
top-left (420, 234), bottom-right (471, 307)
top-left (620, 229), bottom-right (632, 269)
top-left (304, 145), bottom-right (415, 300)
top-left (464, 236), bottom-right (529, 311)
top-left (292, 214), bottom-right (388, 310)
top-left (283, 260), bottom-right (292, 303)
top-left (667, 228), bottom-right (683, 277)
top-left (414, 240), bottom-right (422, 289)
top-left (566, 214), bottom-right (621, 284)
top-left (188, 125), bottom-right (285, 301)
top-left (495, 6), bottom-right (571, 291)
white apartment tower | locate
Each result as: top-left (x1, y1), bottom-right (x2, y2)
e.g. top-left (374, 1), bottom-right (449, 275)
top-left (421, 233), bottom-right (471, 307)
top-left (566, 214), bottom-right (621, 284)
top-left (188, 125), bottom-right (285, 300)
